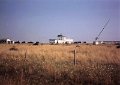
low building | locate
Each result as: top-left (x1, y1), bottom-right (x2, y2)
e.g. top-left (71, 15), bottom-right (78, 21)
top-left (49, 34), bottom-right (73, 44)
top-left (103, 41), bottom-right (120, 45)
top-left (93, 41), bottom-right (120, 45)
top-left (93, 41), bottom-right (103, 45)
top-left (0, 38), bottom-right (14, 44)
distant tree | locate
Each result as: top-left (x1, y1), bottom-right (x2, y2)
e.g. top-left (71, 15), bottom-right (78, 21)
top-left (83, 41), bottom-right (86, 43)
top-left (15, 41), bottom-right (20, 44)
top-left (74, 41), bottom-right (81, 44)
top-left (21, 41), bottom-right (26, 43)
top-left (33, 42), bottom-right (39, 45)
top-left (28, 41), bottom-right (34, 44)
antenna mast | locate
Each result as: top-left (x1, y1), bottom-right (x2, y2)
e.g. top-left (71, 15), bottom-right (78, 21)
top-left (95, 19), bottom-right (110, 41)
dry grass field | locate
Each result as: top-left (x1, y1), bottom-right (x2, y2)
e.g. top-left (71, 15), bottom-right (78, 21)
top-left (0, 44), bottom-right (120, 85)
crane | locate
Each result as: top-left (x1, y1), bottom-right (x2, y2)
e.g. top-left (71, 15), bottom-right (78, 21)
top-left (94, 19), bottom-right (110, 45)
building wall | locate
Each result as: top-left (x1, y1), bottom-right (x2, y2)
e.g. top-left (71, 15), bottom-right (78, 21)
top-left (49, 34), bottom-right (73, 44)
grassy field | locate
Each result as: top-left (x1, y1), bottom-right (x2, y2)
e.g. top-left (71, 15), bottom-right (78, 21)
top-left (0, 44), bottom-right (120, 85)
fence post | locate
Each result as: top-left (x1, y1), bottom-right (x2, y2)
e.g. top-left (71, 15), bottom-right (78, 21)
top-left (21, 50), bottom-right (27, 85)
top-left (74, 49), bottom-right (76, 65)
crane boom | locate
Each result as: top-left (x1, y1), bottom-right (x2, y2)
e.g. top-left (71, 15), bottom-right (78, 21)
top-left (95, 19), bottom-right (110, 41)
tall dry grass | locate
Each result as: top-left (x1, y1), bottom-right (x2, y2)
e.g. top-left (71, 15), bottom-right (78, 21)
top-left (0, 44), bottom-right (120, 85)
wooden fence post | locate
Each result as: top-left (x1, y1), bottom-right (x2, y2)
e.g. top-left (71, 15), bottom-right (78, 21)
top-left (21, 50), bottom-right (27, 85)
top-left (74, 49), bottom-right (76, 65)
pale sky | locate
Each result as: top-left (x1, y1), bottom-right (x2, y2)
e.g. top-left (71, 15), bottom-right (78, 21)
top-left (0, 0), bottom-right (120, 42)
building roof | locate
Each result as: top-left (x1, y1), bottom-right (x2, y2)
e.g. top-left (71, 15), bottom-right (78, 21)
top-left (57, 34), bottom-right (66, 37)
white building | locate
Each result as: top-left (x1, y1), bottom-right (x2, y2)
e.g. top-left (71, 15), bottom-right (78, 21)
top-left (103, 41), bottom-right (120, 45)
top-left (93, 41), bottom-right (120, 45)
top-left (93, 41), bottom-right (103, 45)
top-left (49, 34), bottom-right (73, 44)
top-left (0, 38), bottom-right (14, 44)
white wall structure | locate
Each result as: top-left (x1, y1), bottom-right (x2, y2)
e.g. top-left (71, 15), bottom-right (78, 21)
top-left (103, 41), bottom-right (120, 45)
top-left (93, 41), bottom-right (103, 45)
top-left (93, 41), bottom-right (120, 45)
top-left (49, 34), bottom-right (73, 44)
top-left (0, 38), bottom-right (14, 44)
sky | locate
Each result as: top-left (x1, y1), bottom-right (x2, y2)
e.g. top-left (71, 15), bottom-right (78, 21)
top-left (0, 0), bottom-right (120, 43)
